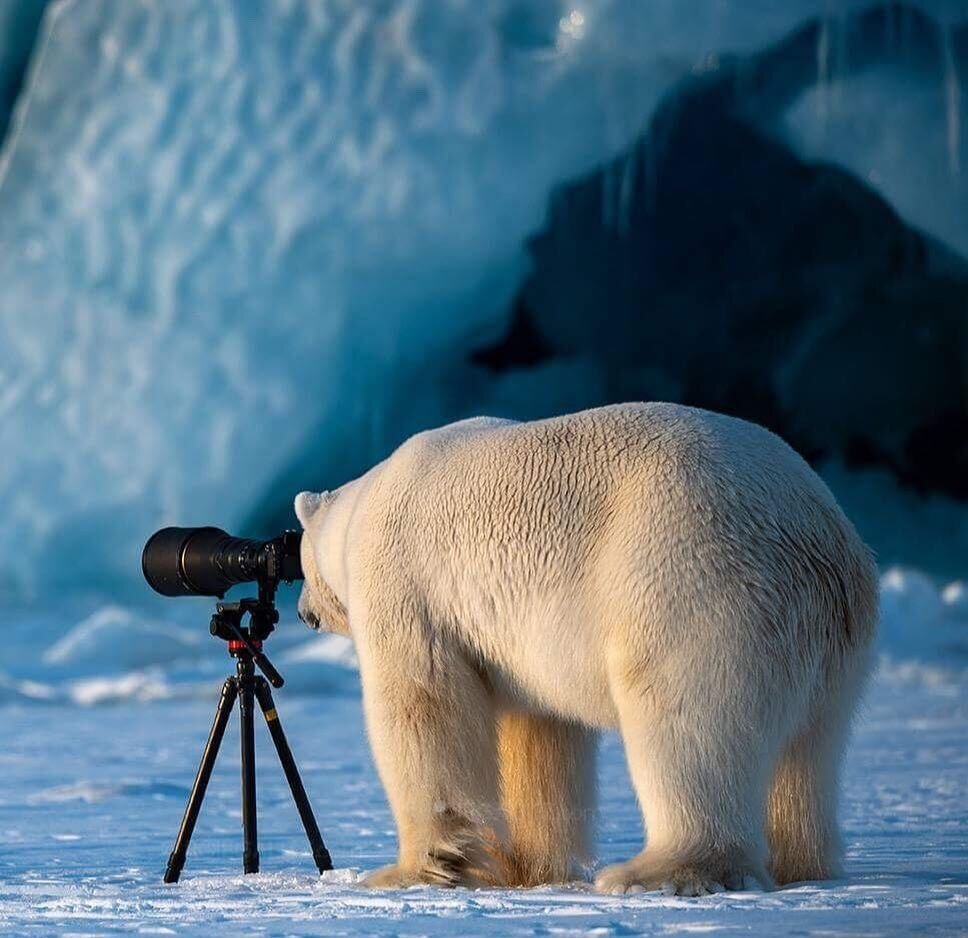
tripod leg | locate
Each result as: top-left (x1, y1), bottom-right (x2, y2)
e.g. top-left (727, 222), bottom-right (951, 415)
top-left (254, 678), bottom-right (333, 873)
top-left (239, 666), bottom-right (260, 874)
top-left (164, 677), bottom-right (238, 883)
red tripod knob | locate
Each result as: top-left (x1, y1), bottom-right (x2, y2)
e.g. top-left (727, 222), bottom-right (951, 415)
top-left (228, 639), bottom-right (262, 653)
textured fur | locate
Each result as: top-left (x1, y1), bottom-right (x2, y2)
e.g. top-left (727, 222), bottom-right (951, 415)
top-left (295, 403), bottom-right (877, 893)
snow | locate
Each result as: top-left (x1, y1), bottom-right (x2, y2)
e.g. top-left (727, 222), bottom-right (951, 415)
top-left (0, 569), bottom-right (965, 936)
top-left (42, 605), bottom-right (202, 672)
top-left (0, 673), bottom-right (964, 936)
top-left (880, 568), bottom-right (968, 671)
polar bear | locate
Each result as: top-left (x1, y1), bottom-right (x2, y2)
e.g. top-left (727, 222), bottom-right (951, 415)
top-left (295, 402), bottom-right (877, 894)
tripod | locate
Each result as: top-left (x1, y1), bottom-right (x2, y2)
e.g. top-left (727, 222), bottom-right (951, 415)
top-left (163, 584), bottom-right (332, 883)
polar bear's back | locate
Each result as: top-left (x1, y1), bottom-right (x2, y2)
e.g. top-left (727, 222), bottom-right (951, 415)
top-left (375, 403), bottom-right (868, 586)
top-left (362, 402), bottom-right (876, 723)
top-left (387, 401), bottom-right (836, 522)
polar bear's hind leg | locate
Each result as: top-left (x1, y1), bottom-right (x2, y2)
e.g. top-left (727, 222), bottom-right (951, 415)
top-left (767, 643), bottom-right (873, 885)
top-left (767, 533), bottom-right (877, 886)
top-left (595, 642), bottom-right (780, 896)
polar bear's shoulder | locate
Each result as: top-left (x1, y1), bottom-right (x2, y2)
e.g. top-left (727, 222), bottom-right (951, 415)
top-left (428, 415), bottom-right (518, 441)
top-left (389, 415), bottom-right (517, 464)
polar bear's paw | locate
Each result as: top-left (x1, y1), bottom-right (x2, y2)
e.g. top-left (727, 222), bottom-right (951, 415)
top-left (363, 831), bottom-right (505, 889)
top-left (363, 863), bottom-right (426, 889)
top-left (363, 858), bottom-right (479, 889)
top-left (594, 852), bottom-right (770, 897)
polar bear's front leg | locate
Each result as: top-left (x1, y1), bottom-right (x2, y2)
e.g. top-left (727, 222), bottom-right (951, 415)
top-left (355, 609), bottom-right (506, 888)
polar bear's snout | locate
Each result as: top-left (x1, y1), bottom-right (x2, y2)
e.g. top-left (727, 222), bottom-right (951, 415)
top-left (293, 492), bottom-right (352, 637)
top-left (295, 535), bottom-right (320, 628)
top-left (295, 556), bottom-right (325, 631)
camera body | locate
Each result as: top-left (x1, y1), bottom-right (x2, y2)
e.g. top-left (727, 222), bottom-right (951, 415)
top-left (142, 526), bottom-right (303, 598)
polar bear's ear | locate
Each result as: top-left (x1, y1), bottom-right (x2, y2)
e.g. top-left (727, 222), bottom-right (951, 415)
top-left (294, 490), bottom-right (330, 529)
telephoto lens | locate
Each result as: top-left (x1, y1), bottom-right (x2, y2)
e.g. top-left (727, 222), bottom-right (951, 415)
top-left (142, 527), bottom-right (303, 597)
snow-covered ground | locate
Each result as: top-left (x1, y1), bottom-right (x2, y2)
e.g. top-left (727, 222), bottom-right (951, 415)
top-left (0, 569), bottom-right (966, 936)
top-left (0, 671), bottom-right (965, 936)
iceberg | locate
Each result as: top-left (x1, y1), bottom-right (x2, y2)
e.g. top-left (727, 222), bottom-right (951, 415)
top-left (0, 0), bottom-right (964, 600)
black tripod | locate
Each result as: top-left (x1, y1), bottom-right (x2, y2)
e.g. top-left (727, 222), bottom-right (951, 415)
top-left (164, 583), bottom-right (332, 883)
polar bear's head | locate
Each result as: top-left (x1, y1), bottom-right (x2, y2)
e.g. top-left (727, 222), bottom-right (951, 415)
top-left (294, 490), bottom-right (350, 637)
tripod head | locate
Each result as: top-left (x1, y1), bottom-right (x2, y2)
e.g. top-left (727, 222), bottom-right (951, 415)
top-left (141, 526), bottom-right (303, 687)
top-left (209, 578), bottom-right (286, 688)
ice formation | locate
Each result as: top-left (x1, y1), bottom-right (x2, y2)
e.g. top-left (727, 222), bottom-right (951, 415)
top-left (0, 0), bottom-right (964, 599)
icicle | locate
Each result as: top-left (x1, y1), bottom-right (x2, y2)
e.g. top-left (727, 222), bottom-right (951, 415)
top-left (641, 140), bottom-right (656, 220)
top-left (617, 144), bottom-right (637, 235)
top-left (900, 3), bottom-right (911, 62)
top-left (815, 13), bottom-right (831, 131)
top-left (942, 25), bottom-right (961, 177)
top-left (602, 158), bottom-right (615, 231)
top-left (832, 6), bottom-right (847, 111)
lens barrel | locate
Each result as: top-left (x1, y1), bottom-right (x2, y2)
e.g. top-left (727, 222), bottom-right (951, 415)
top-left (142, 526), bottom-right (277, 597)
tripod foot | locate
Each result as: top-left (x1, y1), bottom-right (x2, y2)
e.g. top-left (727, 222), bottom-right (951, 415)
top-left (313, 845), bottom-right (333, 875)
top-left (164, 850), bottom-right (185, 884)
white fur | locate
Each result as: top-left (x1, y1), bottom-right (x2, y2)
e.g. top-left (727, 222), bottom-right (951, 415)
top-left (296, 403), bottom-right (877, 893)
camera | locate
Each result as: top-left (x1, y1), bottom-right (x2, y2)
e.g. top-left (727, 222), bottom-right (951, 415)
top-left (142, 526), bottom-right (303, 598)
